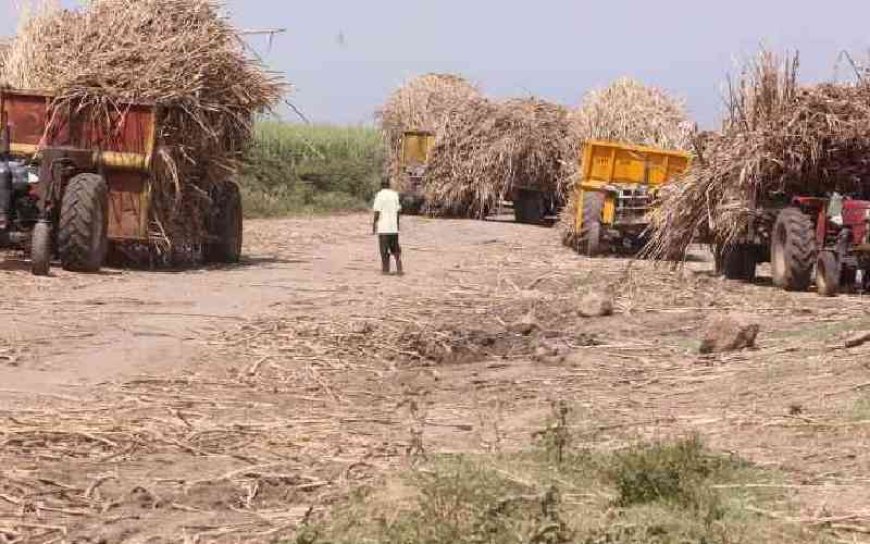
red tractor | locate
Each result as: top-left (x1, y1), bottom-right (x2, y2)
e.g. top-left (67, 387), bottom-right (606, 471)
top-left (719, 195), bottom-right (870, 296)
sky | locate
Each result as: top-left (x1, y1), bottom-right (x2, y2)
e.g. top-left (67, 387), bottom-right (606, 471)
top-left (3, 0), bottom-right (870, 128)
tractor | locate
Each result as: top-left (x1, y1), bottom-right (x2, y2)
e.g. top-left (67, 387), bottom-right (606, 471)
top-left (0, 89), bottom-right (242, 276)
top-left (719, 194), bottom-right (870, 296)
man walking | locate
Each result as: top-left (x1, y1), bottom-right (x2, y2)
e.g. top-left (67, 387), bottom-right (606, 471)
top-left (372, 178), bottom-right (403, 275)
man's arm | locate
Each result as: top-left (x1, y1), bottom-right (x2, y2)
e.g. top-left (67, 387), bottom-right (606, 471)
top-left (372, 212), bottom-right (380, 235)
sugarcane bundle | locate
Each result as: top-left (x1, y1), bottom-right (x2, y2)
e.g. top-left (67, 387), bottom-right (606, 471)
top-left (0, 38), bottom-right (10, 75)
top-left (3, 0), bottom-right (283, 260)
top-left (646, 51), bottom-right (870, 260)
top-left (560, 78), bottom-right (694, 248)
top-left (378, 73), bottom-right (480, 193)
top-left (423, 97), bottom-right (575, 219)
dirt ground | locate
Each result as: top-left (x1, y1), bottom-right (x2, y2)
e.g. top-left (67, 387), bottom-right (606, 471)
top-left (1, 214), bottom-right (870, 543)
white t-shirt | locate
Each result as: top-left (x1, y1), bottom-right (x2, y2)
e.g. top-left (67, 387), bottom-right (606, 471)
top-left (373, 189), bottom-right (402, 234)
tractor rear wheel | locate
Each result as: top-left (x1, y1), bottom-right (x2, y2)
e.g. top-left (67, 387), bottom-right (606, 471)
top-left (816, 251), bottom-right (840, 297)
top-left (58, 173), bottom-right (108, 273)
top-left (580, 191), bottom-right (604, 257)
top-left (204, 182), bottom-right (243, 263)
top-left (721, 245), bottom-right (756, 282)
top-left (30, 221), bottom-right (51, 276)
top-left (514, 190), bottom-right (545, 224)
top-left (771, 207), bottom-right (814, 291)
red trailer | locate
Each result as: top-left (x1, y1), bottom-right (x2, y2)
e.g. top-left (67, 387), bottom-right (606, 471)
top-left (0, 89), bottom-right (242, 275)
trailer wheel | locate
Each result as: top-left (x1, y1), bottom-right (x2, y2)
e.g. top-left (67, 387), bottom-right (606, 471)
top-left (816, 251), bottom-right (840, 297)
top-left (514, 190), bottom-right (545, 224)
top-left (400, 193), bottom-right (424, 215)
top-left (841, 267), bottom-right (858, 292)
top-left (30, 221), bottom-right (51, 276)
top-left (771, 207), bottom-right (814, 291)
top-left (721, 245), bottom-right (756, 282)
top-left (58, 173), bottom-right (108, 273)
top-left (205, 182), bottom-right (243, 263)
top-left (580, 191), bottom-right (604, 256)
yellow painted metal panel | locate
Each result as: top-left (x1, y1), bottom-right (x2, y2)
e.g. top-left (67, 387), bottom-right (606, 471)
top-left (581, 140), bottom-right (691, 186)
top-left (100, 151), bottom-right (151, 171)
top-left (10, 143), bottom-right (38, 156)
top-left (574, 140), bottom-right (691, 230)
top-left (400, 131), bottom-right (435, 167)
top-left (602, 193), bottom-right (616, 224)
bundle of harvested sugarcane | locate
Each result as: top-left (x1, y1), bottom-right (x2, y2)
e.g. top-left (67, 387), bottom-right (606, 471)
top-left (560, 78), bottom-right (694, 248)
top-left (423, 97), bottom-right (575, 219)
top-left (3, 0), bottom-right (283, 259)
top-left (646, 51), bottom-right (870, 260)
top-left (378, 73), bottom-right (480, 193)
top-left (0, 38), bottom-right (10, 75)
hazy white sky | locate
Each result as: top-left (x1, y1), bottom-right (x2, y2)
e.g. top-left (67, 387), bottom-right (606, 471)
top-left (3, 0), bottom-right (870, 127)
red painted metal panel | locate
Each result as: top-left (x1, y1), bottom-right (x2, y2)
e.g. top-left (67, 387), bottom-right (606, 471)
top-left (107, 171), bottom-right (148, 240)
top-left (1, 92), bottom-right (52, 148)
top-left (1, 89), bottom-right (156, 157)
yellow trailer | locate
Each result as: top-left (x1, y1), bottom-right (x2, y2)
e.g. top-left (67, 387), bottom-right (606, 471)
top-left (572, 140), bottom-right (690, 255)
top-left (395, 130), bottom-right (435, 213)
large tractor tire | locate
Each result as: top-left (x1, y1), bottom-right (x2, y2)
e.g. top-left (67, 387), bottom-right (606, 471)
top-left (771, 207), bottom-right (815, 291)
top-left (815, 250), bottom-right (840, 297)
top-left (30, 221), bottom-right (52, 276)
top-left (514, 190), bottom-right (546, 224)
top-left (205, 182), bottom-right (243, 263)
top-left (720, 245), bottom-right (756, 282)
top-left (58, 173), bottom-right (108, 273)
top-left (580, 191), bottom-right (604, 256)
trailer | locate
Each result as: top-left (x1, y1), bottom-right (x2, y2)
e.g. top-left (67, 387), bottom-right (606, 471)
top-left (394, 130), bottom-right (435, 214)
top-left (570, 140), bottom-right (691, 255)
top-left (0, 89), bottom-right (242, 275)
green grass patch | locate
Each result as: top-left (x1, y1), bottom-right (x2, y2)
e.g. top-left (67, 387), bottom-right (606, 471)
top-left (239, 122), bottom-right (385, 217)
top-left (293, 437), bottom-right (825, 544)
top-left (850, 394), bottom-right (870, 421)
top-left (767, 317), bottom-right (870, 345)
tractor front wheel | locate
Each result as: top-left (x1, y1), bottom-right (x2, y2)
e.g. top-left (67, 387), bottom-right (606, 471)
top-left (816, 251), bottom-right (840, 297)
top-left (771, 207), bottom-right (815, 291)
top-left (580, 191), bottom-right (604, 257)
top-left (58, 173), bottom-right (108, 273)
top-left (30, 221), bottom-right (52, 276)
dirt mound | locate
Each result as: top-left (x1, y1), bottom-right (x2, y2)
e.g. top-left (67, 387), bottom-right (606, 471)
top-left (402, 327), bottom-right (512, 365)
top-left (699, 314), bottom-right (760, 354)
top-left (578, 292), bottom-right (615, 318)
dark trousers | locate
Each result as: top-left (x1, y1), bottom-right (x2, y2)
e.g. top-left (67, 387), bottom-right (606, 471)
top-left (378, 234), bottom-right (402, 273)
